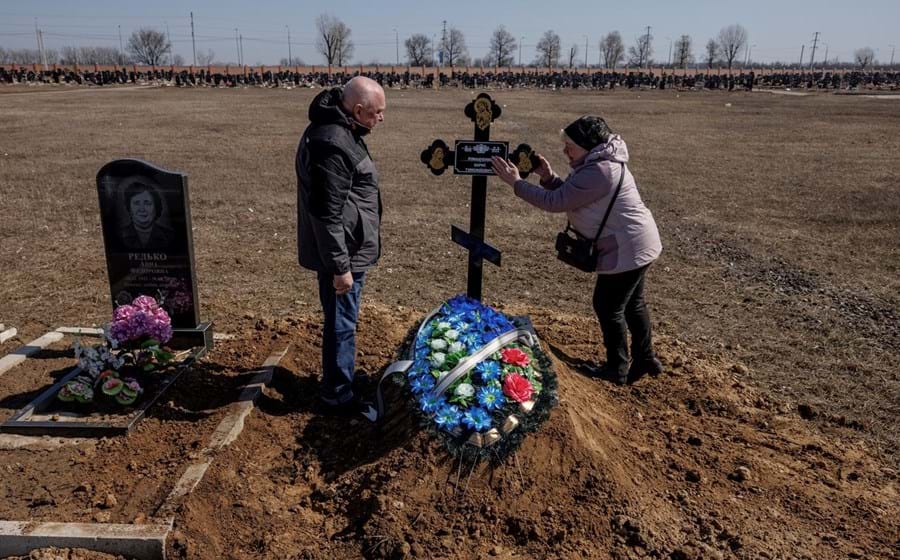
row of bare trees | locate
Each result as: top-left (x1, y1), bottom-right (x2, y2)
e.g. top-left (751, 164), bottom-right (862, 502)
top-left (1, 18), bottom-right (889, 70)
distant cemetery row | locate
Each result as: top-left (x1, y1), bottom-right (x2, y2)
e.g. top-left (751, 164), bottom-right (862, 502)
top-left (2, 63), bottom-right (898, 91)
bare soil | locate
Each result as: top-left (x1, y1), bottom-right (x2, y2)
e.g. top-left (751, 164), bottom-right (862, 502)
top-left (0, 335), bottom-right (272, 524)
top-left (0, 87), bottom-right (898, 559)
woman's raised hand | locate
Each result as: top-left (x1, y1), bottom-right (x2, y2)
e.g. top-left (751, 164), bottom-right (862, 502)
top-left (534, 153), bottom-right (553, 182)
top-left (490, 156), bottom-right (521, 186)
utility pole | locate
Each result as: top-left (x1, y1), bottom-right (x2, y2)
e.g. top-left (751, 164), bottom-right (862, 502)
top-left (393, 28), bottom-right (399, 65)
top-left (34, 18), bottom-right (46, 67)
top-left (234, 29), bottom-right (240, 65)
top-left (287, 26), bottom-right (292, 66)
top-left (809, 31), bottom-right (819, 69)
top-left (440, 20), bottom-right (447, 67)
top-left (38, 29), bottom-right (47, 67)
top-left (890, 45), bottom-right (896, 66)
top-left (645, 26), bottom-right (652, 68)
top-left (190, 12), bottom-right (197, 66)
top-left (822, 44), bottom-right (828, 68)
top-left (584, 35), bottom-right (588, 68)
top-left (799, 44), bottom-right (805, 68)
top-left (518, 37), bottom-right (523, 66)
top-left (118, 25), bottom-right (124, 65)
top-left (667, 37), bottom-right (672, 67)
top-left (239, 34), bottom-right (244, 67)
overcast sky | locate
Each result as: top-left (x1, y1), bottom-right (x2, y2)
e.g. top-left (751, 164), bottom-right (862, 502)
top-left (1, 0), bottom-right (898, 66)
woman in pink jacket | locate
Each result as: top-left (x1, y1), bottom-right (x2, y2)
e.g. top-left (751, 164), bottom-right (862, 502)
top-left (492, 116), bottom-right (663, 384)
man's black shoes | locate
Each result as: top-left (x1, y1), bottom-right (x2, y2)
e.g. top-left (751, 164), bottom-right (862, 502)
top-left (586, 356), bottom-right (663, 385)
top-left (627, 356), bottom-right (664, 383)
top-left (584, 364), bottom-right (629, 385)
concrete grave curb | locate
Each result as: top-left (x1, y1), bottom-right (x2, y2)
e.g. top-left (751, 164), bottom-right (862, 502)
top-left (0, 326), bottom-right (16, 344)
top-left (0, 520), bottom-right (171, 559)
top-left (0, 331), bottom-right (64, 377)
top-left (0, 344), bottom-right (290, 559)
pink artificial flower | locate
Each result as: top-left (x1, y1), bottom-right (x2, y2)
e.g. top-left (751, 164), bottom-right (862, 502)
top-left (502, 373), bottom-right (534, 403)
top-left (501, 347), bottom-right (531, 367)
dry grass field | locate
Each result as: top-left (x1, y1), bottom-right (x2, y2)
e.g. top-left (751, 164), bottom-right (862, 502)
top-left (0, 85), bottom-right (898, 559)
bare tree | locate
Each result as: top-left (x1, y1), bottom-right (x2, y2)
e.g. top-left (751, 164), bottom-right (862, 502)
top-left (197, 49), bottom-right (215, 65)
top-left (487, 26), bottom-right (516, 67)
top-left (60, 46), bottom-right (122, 65)
top-left (316, 14), bottom-right (353, 66)
top-left (854, 47), bottom-right (875, 69)
top-left (628, 32), bottom-right (653, 67)
top-left (567, 44), bottom-right (579, 68)
top-left (126, 28), bottom-right (171, 65)
top-left (1, 48), bottom-right (58, 64)
top-left (674, 35), bottom-right (693, 68)
top-left (439, 27), bottom-right (469, 66)
top-left (599, 31), bottom-right (625, 69)
top-left (535, 30), bottom-right (561, 68)
top-left (405, 33), bottom-right (431, 66)
top-left (717, 24), bottom-right (747, 70)
top-left (705, 39), bottom-right (719, 69)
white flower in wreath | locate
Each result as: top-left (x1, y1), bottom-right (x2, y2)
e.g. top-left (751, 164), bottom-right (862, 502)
top-left (448, 341), bottom-right (465, 354)
top-left (430, 352), bottom-right (446, 367)
top-left (437, 321), bottom-right (452, 331)
top-left (430, 339), bottom-right (448, 351)
top-left (454, 383), bottom-right (475, 398)
top-left (445, 329), bottom-right (459, 341)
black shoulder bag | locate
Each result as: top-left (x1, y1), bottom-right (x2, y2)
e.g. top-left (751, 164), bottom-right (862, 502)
top-left (554, 162), bottom-right (625, 273)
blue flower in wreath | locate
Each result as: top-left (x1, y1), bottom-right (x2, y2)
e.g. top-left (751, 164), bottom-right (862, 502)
top-left (477, 385), bottom-right (504, 411)
top-left (410, 374), bottom-right (436, 394)
top-left (462, 332), bottom-right (482, 351)
top-left (475, 360), bottom-right (501, 383)
top-left (434, 404), bottom-right (463, 429)
top-left (419, 393), bottom-right (445, 414)
top-left (414, 345), bottom-right (430, 361)
top-left (447, 295), bottom-right (480, 315)
top-left (462, 407), bottom-right (492, 432)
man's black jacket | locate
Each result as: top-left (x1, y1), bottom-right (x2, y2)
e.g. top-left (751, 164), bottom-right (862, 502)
top-left (296, 88), bottom-right (381, 274)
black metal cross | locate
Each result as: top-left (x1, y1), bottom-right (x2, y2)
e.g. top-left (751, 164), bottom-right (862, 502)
top-left (420, 93), bottom-right (541, 301)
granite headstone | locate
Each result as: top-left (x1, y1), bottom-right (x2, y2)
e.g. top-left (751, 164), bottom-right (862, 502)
top-left (96, 159), bottom-right (206, 343)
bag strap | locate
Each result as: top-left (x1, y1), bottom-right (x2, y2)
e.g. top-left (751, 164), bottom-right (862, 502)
top-left (592, 162), bottom-right (626, 244)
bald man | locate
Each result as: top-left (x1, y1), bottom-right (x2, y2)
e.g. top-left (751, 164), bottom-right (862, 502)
top-left (296, 77), bottom-right (386, 420)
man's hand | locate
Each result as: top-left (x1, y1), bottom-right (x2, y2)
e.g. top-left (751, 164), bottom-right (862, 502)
top-left (490, 156), bottom-right (521, 186)
top-left (534, 154), bottom-right (553, 182)
top-left (334, 271), bottom-right (353, 295)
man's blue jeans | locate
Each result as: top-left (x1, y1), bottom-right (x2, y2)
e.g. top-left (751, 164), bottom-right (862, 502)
top-left (316, 270), bottom-right (365, 405)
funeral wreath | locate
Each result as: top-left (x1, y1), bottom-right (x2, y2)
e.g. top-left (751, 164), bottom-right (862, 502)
top-left (388, 295), bottom-right (558, 462)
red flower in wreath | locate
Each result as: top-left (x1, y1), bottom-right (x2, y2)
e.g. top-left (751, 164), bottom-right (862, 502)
top-left (502, 373), bottom-right (534, 403)
top-left (501, 347), bottom-right (531, 367)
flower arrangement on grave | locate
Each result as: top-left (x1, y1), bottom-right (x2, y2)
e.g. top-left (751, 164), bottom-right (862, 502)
top-left (398, 295), bottom-right (558, 462)
top-left (57, 295), bottom-right (174, 407)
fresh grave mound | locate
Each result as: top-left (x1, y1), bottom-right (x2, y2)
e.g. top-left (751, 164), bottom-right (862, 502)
top-left (167, 306), bottom-right (898, 560)
top-left (381, 295), bottom-right (558, 462)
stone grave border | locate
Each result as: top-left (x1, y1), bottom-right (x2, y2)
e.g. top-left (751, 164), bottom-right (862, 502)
top-left (0, 342), bottom-right (289, 560)
top-left (0, 324), bottom-right (16, 344)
